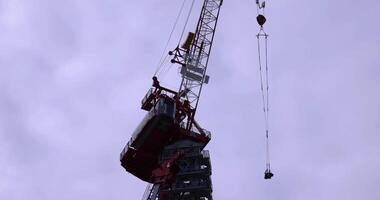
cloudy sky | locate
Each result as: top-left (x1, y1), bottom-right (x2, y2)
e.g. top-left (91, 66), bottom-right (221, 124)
top-left (1, 0), bottom-right (380, 199)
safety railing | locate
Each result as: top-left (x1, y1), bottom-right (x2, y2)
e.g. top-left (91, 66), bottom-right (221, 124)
top-left (141, 88), bottom-right (154, 107)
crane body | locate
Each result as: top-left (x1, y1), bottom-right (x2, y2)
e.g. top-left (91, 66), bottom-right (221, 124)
top-left (120, 0), bottom-right (223, 199)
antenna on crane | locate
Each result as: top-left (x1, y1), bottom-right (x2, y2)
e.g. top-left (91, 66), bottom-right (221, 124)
top-left (255, 0), bottom-right (274, 180)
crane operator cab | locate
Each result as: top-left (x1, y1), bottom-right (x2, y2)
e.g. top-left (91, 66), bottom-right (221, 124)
top-left (119, 95), bottom-right (176, 182)
top-left (153, 96), bottom-right (175, 119)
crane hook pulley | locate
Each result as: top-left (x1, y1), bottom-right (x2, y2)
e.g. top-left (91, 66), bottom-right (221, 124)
top-left (257, 14), bottom-right (266, 26)
top-left (255, 0), bottom-right (273, 180)
top-left (256, 0), bottom-right (266, 27)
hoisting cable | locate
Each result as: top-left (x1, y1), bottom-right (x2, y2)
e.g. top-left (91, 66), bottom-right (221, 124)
top-left (160, 62), bottom-right (175, 80)
top-left (255, 0), bottom-right (274, 180)
top-left (178, 0), bottom-right (196, 46)
top-left (163, 0), bottom-right (195, 78)
top-left (154, 0), bottom-right (188, 76)
top-left (155, 0), bottom-right (196, 80)
top-left (157, 54), bottom-right (172, 78)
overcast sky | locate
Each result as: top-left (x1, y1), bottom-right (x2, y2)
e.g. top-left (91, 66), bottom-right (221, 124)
top-left (1, 0), bottom-right (380, 199)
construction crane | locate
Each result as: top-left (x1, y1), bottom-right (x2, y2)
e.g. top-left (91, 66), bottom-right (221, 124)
top-left (120, 0), bottom-right (275, 199)
top-left (120, 0), bottom-right (223, 199)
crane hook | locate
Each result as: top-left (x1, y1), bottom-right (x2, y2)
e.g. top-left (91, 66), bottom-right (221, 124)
top-left (256, 14), bottom-right (266, 26)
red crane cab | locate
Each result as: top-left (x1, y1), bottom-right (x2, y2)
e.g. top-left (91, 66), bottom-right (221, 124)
top-left (120, 96), bottom-right (177, 182)
top-left (120, 80), bottom-right (212, 183)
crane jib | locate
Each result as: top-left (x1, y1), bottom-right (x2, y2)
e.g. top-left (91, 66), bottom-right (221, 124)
top-left (177, 0), bottom-right (223, 118)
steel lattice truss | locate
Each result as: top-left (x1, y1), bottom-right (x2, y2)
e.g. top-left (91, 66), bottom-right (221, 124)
top-left (174, 0), bottom-right (223, 113)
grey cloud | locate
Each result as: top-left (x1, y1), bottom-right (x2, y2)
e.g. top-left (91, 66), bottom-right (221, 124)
top-left (1, 0), bottom-right (380, 200)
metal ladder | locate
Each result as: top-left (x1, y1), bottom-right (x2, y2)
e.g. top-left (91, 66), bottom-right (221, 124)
top-left (142, 184), bottom-right (160, 200)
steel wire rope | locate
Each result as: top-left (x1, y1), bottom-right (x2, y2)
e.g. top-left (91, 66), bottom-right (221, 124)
top-left (257, 33), bottom-right (271, 168)
top-left (154, 0), bottom-right (188, 76)
top-left (257, 29), bottom-right (271, 171)
top-left (255, 0), bottom-right (272, 172)
top-left (159, 0), bottom-right (196, 81)
top-left (160, 62), bottom-right (174, 80)
top-left (157, 54), bottom-right (171, 79)
top-left (264, 34), bottom-right (270, 170)
top-left (178, 0), bottom-right (196, 45)
top-left (157, 0), bottom-right (196, 81)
